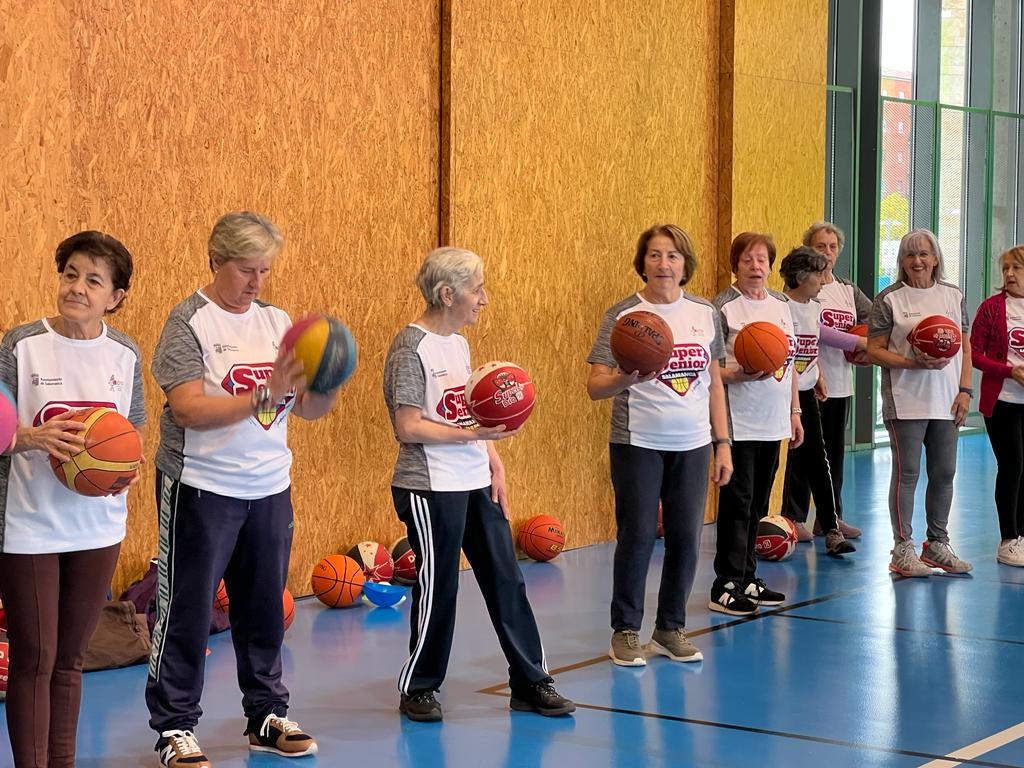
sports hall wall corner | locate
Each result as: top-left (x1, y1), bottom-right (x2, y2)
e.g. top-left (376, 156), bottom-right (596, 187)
top-left (0, 1), bottom-right (827, 595)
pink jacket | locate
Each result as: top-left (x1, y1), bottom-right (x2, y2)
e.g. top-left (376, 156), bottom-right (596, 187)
top-left (970, 290), bottom-right (1014, 417)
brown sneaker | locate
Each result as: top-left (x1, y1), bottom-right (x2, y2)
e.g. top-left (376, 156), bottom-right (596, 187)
top-left (791, 521), bottom-right (813, 542)
top-left (813, 518), bottom-right (862, 539)
top-left (247, 714), bottom-right (318, 757)
top-left (158, 730), bottom-right (212, 767)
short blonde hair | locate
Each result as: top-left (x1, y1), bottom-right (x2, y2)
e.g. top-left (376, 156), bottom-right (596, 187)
top-left (999, 245), bottom-right (1024, 291)
top-left (208, 211), bottom-right (284, 272)
top-left (896, 228), bottom-right (945, 284)
top-left (803, 221), bottom-right (846, 252)
top-left (416, 247), bottom-right (483, 309)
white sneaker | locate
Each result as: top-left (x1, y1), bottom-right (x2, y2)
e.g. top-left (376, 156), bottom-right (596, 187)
top-left (997, 537), bottom-right (1024, 567)
top-left (889, 540), bottom-right (933, 577)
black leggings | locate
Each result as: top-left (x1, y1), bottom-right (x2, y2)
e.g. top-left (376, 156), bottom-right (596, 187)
top-left (985, 399), bottom-right (1024, 540)
top-left (782, 388), bottom-right (839, 532)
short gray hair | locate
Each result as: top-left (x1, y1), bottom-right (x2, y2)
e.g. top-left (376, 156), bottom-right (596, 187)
top-left (896, 228), bottom-right (945, 284)
top-left (802, 221), bottom-right (846, 252)
top-left (208, 211), bottom-right (284, 272)
top-left (416, 247), bottom-right (484, 309)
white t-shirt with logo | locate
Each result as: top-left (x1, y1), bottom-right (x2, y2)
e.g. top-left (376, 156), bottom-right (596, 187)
top-left (383, 324), bottom-right (491, 492)
top-left (713, 286), bottom-right (796, 441)
top-left (0, 319), bottom-right (146, 554)
top-left (869, 280), bottom-right (968, 420)
top-left (152, 292), bottom-right (295, 499)
top-left (788, 297), bottom-right (822, 392)
top-left (817, 279), bottom-right (865, 398)
top-left (587, 293), bottom-right (726, 451)
top-left (1000, 296), bottom-right (1024, 403)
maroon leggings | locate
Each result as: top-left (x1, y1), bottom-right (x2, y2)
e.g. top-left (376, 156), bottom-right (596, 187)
top-left (0, 544), bottom-right (120, 768)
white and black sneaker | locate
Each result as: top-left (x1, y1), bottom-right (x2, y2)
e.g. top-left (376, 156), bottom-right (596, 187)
top-left (708, 582), bottom-right (758, 616)
top-left (742, 578), bottom-right (785, 606)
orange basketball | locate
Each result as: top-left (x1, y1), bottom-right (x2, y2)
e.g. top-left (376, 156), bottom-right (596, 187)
top-left (49, 407), bottom-right (142, 496)
top-left (282, 588), bottom-right (295, 631)
top-left (517, 514), bottom-right (565, 561)
top-left (843, 324), bottom-right (870, 365)
top-left (610, 311), bottom-right (674, 375)
top-left (734, 322), bottom-right (790, 375)
top-left (311, 554), bottom-right (365, 608)
top-left (214, 580), bottom-right (229, 613)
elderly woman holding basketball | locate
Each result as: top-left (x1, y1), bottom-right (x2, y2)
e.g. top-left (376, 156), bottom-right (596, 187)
top-left (383, 246), bottom-right (574, 722)
top-left (587, 224), bottom-right (731, 666)
top-left (146, 212), bottom-right (342, 767)
top-left (868, 228), bottom-right (973, 577)
top-left (710, 232), bottom-right (802, 617)
top-left (0, 231), bottom-right (144, 768)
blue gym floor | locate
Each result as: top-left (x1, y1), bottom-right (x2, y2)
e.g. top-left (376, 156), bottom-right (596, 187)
top-left (3, 432), bottom-right (1023, 767)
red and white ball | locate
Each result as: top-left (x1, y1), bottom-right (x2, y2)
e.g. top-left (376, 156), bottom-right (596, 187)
top-left (465, 361), bottom-right (536, 431)
top-left (908, 315), bottom-right (961, 359)
top-left (755, 515), bottom-right (798, 561)
top-left (0, 637), bottom-right (8, 700)
top-left (390, 537), bottom-right (417, 586)
top-left (346, 541), bottom-right (395, 583)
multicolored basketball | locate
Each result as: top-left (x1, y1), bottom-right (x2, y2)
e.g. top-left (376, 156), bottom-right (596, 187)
top-left (0, 383), bottom-right (16, 453)
top-left (517, 514), bottom-right (565, 561)
top-left (362, 581), bottom-right (408, 608)
top-left (311, 554), bottom-right (365, 608)
top-left (734, 322), bottom-right (790, 375)
top-left (346, 541), bottom-right (394, 583)
top-left (390, 537), bottom-right (417, 586)
top-left (465, 362), bottom-right (536, 431)
top-left (281, 314), bottom-right (357, 394)
top-left (843, 324), bottom-right (870, 365)
top-left (755, 515), bottom-right (798, 561)
top-left (610, 310), bottom-right (674, 375)
top-left (908, 315), bottom-right (961, 359)
top-left (49, 408), bottom-right (142, 496)
top-left (282, 588), bottom-right (295, 631)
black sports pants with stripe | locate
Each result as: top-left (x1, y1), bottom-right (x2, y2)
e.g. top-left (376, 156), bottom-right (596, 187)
top-left (392, 486), bottom-right (550, 695)
top-left (146, 470), bottom-right (292, 736)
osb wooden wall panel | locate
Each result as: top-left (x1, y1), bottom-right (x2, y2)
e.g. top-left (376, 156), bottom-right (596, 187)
top-left (447, 1), bottom-right (721, 546)
top-left (1, 1), bottom-right (439, 595)
top-left (725, 0), bottom-right (829, 511)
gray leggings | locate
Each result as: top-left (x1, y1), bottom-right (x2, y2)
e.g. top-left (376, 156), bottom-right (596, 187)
top-left (884, 418), bottom-right (959, 544)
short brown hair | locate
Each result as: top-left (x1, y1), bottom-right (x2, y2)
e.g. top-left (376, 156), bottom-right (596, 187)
top-left (54, 231), bottom-right (133, 314)
top-left (633, 224), bottom-right (698, 286)
top-left (729, 232), bottom-right (776, 273)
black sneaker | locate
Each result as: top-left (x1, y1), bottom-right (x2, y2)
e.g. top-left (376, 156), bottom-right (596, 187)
top-left (400, 691), bottom-right (443, 722)
top-left (743, 578), bottom-right (784, 606)
top-left (509, 681), bottom-right (576, 717)
top-left (708, 581), bottom-right (758, 616)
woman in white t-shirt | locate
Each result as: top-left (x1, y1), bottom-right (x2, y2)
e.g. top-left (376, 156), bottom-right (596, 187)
top-left (710, 233), bottom-right (803, 616)
top-left (0, 231), bottom-right (144, 768)
top-left (146, 213), bottom-right (341, 766)
top-left (587, 224), bottom-right (732, 667)
top-left (802, 221), bottom-right (872, 539)
top-left (383, 247), bottom-right (574, 723)
top-left (868, 228), bottom-right (973, 577)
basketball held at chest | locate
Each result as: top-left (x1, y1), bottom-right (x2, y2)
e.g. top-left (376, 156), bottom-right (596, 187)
top-left (908, 315), bottom-right (961, 359)
top-left (280, 314), bottom-right (358, 393)
top-left (734, 322), bottom-right (789, 375)
top-left (49, 407), bottom-right (142, 496)
top-left (465, 361), bottom-right (536, 431)
top-left (610, 311), bottom-right (674, 375)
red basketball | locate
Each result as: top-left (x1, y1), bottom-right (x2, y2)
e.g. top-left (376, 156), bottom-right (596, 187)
top-left (214, 580), bottom-right (229, 613)
top-left (282, 588), bottom-right (295, 631)
top-left (843, 324), bottom-right (870, 365)
top-left (517, 514), bottom-right (565, 561)
top-left (346, 541), bottom-right (394, 583)
top-left (908, 315), bottom-right (961, 359)
top-left (755, 515), bottom-right (797, 561)
top-left (0, 637), bottom-right (8, 700)
top-left (311, 554), bottom-right (365, 608)
top-left (734, 322), bottom-right (790, 375)
top-left (465, 362), bottom-right (536, 431)
top-left (610, 311), bottom-right (674, 375)
top-left (390, 537), bottom-right (417, 586)
top-left (49, 407), bottom-right (142, 496)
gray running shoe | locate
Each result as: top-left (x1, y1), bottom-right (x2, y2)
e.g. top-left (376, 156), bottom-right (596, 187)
top-left (889, 540), bottom-right (933, 577)
top-left (608, 630), bottom-right (646, 666)
top-left (647, 628), bottom-right (703, 662)
top-left (921, 540), bottom-right (973, 574)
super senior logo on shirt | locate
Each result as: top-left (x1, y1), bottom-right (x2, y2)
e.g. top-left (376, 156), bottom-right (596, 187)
top-left (436, 386), bottom-right (475, 428)
top-left (220, 362), bottom-right (292, 430)
top-left (658, 344), bottom-right (709, 397)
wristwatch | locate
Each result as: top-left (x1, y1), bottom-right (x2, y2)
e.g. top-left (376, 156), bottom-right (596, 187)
top-left (251, 384), bottom-right (273, 415)
top-left (713, 437), bottom-right (733, 447)
top-left (958, 387), bottom-right (974, 397)
top-left (791, 407), bottom-right (803, 415)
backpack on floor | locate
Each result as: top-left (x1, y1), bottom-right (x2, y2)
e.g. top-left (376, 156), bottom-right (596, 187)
top-left (119, 559), bottom-right (231, 636)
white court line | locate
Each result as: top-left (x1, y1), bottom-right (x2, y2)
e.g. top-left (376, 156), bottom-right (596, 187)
top-left (918, 721), bottom-right (1024, 767)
